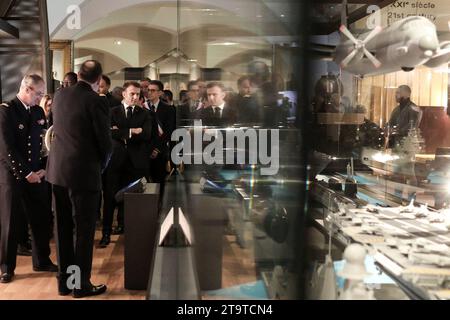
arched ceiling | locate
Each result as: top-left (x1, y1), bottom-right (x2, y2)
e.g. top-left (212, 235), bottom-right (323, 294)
top-left (75, 47), bottom-right (132, 73)
top-left (48, 0), bottom-right (295, 40)
top-left (50, 0), bottom-right (298, 74)
top-left (215, 49), bottom-right (272, 69)
top-left (76, 37), bottom-right (140, 66)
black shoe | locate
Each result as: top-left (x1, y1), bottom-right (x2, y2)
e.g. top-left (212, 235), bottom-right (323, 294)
top-left (112, 225), bottom-right (124, 235)
top-left (17, 244), bottom-right (32, 256)
top-left (57, 277), bottom-right (72, 296)
top-left (0, 272), bottom-right (14, 284)
top-left (73, 284), bottom-right (107, 298)
top-left (99, 234), bottom-right (110, 248)
top-left (33, 262), bottom-right (58, 272)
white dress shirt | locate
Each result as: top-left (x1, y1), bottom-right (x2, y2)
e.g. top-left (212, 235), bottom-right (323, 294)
top-left (123, 102), bottom-right (136, 139)
top-left (149, 99), bottom-right (160, 112)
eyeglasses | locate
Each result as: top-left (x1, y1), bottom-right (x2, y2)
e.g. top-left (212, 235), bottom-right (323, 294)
top-left (148, 89), bottom-right (160, 93)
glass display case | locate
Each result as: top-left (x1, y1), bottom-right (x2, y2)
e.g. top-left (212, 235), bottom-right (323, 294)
top-left (308, 0), bottom-right (450, 300)
top-left (164, 0), bottom-right (306, 300)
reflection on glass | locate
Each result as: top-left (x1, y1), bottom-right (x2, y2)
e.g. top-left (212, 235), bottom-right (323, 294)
top-left (308, 0), bottom-right (450, 301)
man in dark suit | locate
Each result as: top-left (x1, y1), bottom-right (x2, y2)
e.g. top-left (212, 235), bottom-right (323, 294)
top-left (229, 76), bottom-right (261, 124)
top-left (177, 80), bottom-right (203, 126)
top-left (140, 78), bottom-right (152, 109)
top-left (0, 74), bottom-right (57, 284)
top-left (147, 80), bottom-right (175, 185)
top-left (97, 75), bottom-right (121, 223)
top-left (46, 60), bottom-right (112, 298)
top-left (201, 81), bottom-right (237, 127)
top-left (99, 81), bottom-right (152, 245)
top-left (98, 75), bottom-right (121, 109)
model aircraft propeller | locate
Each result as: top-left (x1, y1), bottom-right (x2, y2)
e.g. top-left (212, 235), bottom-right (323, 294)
top-left (339, 24), bottom-right (383, 69)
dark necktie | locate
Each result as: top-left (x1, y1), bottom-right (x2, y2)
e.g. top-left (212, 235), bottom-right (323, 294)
top-left (126, 106), bottom-right (133, 120)
top-left (150, 104), bottom-right (156, 113)
top-left (213, 107), bottom-right (220, 118)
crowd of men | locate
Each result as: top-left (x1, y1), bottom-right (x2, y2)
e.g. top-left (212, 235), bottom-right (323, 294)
top-left (0, 58), bottom-right (290, 298)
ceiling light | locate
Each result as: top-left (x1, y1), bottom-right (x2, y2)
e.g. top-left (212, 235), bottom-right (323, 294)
top-left (256, 15), bottom-right (263, 18)
top-left (188, 59), bottom-right (198, 62)
top-left (210, 42), bottom-right (239, 46)
top-left (280, 14), bottom-right (285, 18)
top-left (114, 40), bottom-right (122, 45)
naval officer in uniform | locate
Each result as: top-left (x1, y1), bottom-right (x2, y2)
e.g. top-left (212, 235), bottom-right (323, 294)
top-left (0, 74), bottom-right (57, 283)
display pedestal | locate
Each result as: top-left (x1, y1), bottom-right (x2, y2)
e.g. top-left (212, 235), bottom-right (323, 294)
top-left (188, 183), bottom-right (228, 290)
top-left (124, 183), bottom-right (160, 290)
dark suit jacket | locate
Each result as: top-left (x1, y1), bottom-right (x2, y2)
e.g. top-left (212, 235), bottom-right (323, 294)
top-left (46, 81), bottom-right (112, 191)
top-left (177, 100), bottom-right (203, 127)
top-left (149, 100), bottom-right (175, 156)
top-left (102, 92), bottom-right (122, 109)
top-left (0, 97), bottom-right (47, 184)
top-left (177, 103), bottom-right (191, 127)
top-left (109, 104), bottom-right (152, 171)
top-left (229, 94), bottom-right (261, 124)
top-left (201, 104), bottom-right (237, 127)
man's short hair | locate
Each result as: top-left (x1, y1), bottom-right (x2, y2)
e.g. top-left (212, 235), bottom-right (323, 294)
top-left (20, 74), bottom-right (44, 89)
top-left (64, 72), bottom-right (78, 83)
top-left (78, 60), bottom-right (103, 84)
top-left (141, 77), bottom-right (151, 83)
top-left (187, 80), bottom-right (199, 91)
top-left (206, 81), bottom-right (225, 92)
top-left (398, 85), bottom-right (411, 95)
top-left (179, 90), bottom-right (188, 101)
top-left (237, 76), bottom-right (251, 87)
top-left (101, 75), bottom-right (111, 86)
top-left (123, 81), bottom-right (141, 90)
top-left (112, 86), bottom-right (124, 94)
top-left (149, 80), bottom-right (164, 91)
top-left (163, 89), bottom-right (173, 101)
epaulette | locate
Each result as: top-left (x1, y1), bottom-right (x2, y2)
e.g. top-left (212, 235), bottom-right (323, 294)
top-left (1, 103), bottom-right (9, 108)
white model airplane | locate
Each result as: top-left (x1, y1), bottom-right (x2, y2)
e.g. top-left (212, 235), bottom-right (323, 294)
top-left (316, 1), bottom-right (450, 76)
top-left (337, 16), bottom-right (450, 76)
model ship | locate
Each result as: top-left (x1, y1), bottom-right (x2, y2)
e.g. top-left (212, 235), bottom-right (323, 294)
top-left (360, 126), bottom-right (430, 181)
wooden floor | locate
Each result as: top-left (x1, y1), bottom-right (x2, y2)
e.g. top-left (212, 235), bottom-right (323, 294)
top-left (0, 231), bottom-right (146, 300)
top-left (0, 230), bottom-right (257, 300)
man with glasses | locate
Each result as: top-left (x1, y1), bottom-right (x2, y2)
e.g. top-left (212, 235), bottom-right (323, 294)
top-left (139, 78), bottom-right (152, 109)
top-left (0, 74), bottom-right (57, 284)
top-left (147, 80), bottom-right (175, 186)
top-left (178, 80), bottom-right (203, 126)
